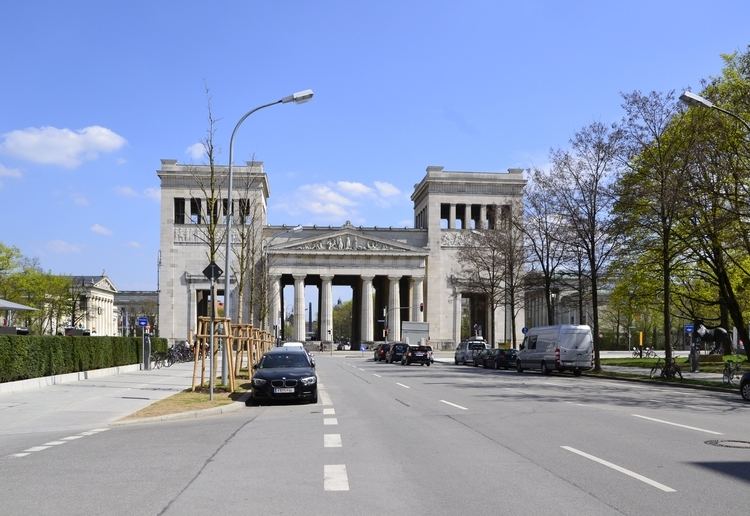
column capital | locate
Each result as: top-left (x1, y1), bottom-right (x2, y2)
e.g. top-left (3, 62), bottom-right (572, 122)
top-left (360, 275), bottom-right (374, 283)
top-left (320, 275), bottom-right (334, 282)
top-left (387, 275), bottom-right (401, 282)
top-left (293, 274), bottom-right (306, 282)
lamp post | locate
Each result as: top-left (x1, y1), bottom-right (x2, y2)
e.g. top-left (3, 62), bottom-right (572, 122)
top-left (680, 90), bottom-right (750, 133)
top-left (222, 90), bottom-right (313, 384)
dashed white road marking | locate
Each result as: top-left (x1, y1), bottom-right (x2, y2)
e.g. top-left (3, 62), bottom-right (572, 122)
top-left (24, 446), bottom-right (50, 452)
top-left (324, 417), bottom-right (339, 426)
top-left (562, 446), bottom-right (676, 492)
top-left (632, 414), bottom-right (723, 435)
top-left (396, 382), bottom-right (411, 389)
top-left (62, 435), bottom-right (84, 441)
top-left (324, 464), bottom-right (350, 491)
top-left (11, 453), bottom-right (30, 458)
top-left (440, 400), bottom-right (468, 410)
top-left (323, 408), bottom-right (336, 415)
top-left (372, 373), bottom-right (382, 378)
top-left (43, 441), bottom-right (66, 446)
top-left (324, 434), bottom-right (342, 448)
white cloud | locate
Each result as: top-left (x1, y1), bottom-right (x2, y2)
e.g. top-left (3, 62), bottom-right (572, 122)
top-left (0, 164), bottom-right (22, 178)
top-left (127, 241), bottom-right (142, 248)
top-left (144, 187), bottom-right (160, 202)
top-left (47, 240), bottom-right (81, 254)
top-left (91, 224), bottom-right (112, 236)
top-left (374, 181), bottom-right (400, 197)
top-left (0, 125), bottom-right (127, 168)
top-left (72, 193), bottom-right (89, 206)
top-left (115, 185), bottom-right (138, 197)
top-left (186, 142), bottom-right (205, 160)
top-left (300, 184), bottom-right (356, 207)
top-left (336, 181), bottom-right (372, 196)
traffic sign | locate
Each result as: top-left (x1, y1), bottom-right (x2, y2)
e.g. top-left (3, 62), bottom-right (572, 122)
top-left (203, 261), bottom-right (223, 281)
top-left (684, 323), bottom-right (694, 334)
top-left (137, 316), bottom-right (149, 327)
top-left (522, 326), bottom-right (528, 334)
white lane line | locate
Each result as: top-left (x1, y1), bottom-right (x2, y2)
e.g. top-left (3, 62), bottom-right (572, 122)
top-left (358, 368), bottom-right (365, 371)
top-left (632, 414), bottom-right (723, 435)
top-left (23, 446), bottom-right (50, 452)
top-left (90, 428), bottom-right (109, 433)
top-left (324, 464), bottom-right (350, 491)
top-left (10, 453), bottom-right (30, 458)
top-left (61, 435), bottom-right (84, 441)
top-left (440, 400), bottom-right (468, 410)
top-left (323, 408), bottom-right (336, 415)
top-left (561, 446), bottom-right (676, 493)
top-left (372, 373), bottom-right (382, 378)
top-left (319, 390), bottom-right (333, 406)
top-left (396, 382), bottom-right (411, 389)
top-left (324, 418), bottom-right (339, 426)
top-left (43, 441), bottom-right (66, 446)
top-left (324, 434), bottom-right (342, 448)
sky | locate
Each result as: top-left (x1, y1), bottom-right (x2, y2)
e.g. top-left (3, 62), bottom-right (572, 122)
top-left (1, 1), bottom-right (749, 293)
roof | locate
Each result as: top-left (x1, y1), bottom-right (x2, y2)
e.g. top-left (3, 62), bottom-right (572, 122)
top-left (0, 298), bottom-right (37, 311)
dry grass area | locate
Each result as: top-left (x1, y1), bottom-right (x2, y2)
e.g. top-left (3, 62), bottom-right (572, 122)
top-left (121, 385), bottom-right (246, 420)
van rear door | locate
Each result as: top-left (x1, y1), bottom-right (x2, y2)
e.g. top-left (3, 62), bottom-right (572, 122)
top-left (560, 329), bottom-right (593, 367)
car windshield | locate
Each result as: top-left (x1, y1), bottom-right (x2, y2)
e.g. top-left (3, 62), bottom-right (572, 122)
top-left (470, 343), bottom-right (485, 350)
top-left (260, 353), bottom-right (311, 369)
top-left (394, 344), bottom-right (407, 351)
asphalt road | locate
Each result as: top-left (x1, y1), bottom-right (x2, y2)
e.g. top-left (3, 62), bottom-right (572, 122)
top-left (2, 355), bottom-right (749, 515)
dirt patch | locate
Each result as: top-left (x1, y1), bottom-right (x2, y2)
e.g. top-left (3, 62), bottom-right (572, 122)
top-left (121, 386), bottom-right (244, 420)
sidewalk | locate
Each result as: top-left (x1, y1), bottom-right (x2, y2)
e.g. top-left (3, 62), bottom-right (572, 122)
top-left (0, 362), bottom-right (213, 435)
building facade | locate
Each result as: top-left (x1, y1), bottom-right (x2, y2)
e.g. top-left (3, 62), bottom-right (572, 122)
top-left (157, 160), bottom-right (526, 349)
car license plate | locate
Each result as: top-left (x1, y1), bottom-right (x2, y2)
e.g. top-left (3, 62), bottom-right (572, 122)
top-left (274, 387), bottom-right (295, 394)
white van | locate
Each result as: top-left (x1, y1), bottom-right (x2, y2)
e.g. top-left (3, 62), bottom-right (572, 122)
top-left (516, 325), bottom-right (593, 376)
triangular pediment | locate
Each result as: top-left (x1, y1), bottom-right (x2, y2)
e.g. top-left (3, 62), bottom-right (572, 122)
top-left (93, 276), bottom-right (118, 293)
top-left (272, 229), bottom-right (425, 254)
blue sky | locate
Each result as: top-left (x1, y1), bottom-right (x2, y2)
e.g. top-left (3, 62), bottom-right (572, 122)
top-left (1, 1), bottom-right (748, 292)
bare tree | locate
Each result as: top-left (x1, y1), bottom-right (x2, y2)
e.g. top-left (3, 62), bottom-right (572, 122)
top-left (520, 170), bottom-right (570, 324)
top-left (542, 122), bottom-right (624, 371)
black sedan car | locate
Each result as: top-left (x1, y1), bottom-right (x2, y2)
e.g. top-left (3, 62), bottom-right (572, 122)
top-left (478, 347), bottom-right (518, 369)
top-left (247, 348), bottom-right (317, 405)
top-left (385, 342), bottom-right (409, 364)
top-left (401, 345), bottom-right (431, 366)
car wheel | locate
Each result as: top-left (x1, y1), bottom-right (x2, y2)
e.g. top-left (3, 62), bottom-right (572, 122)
top-left (573, 368), bottom-right (582, 377)
top-left (454, 358), bottom-right (459, 365)
top-left (541, 362), bottom-right (550, 375)
top-left (742, 381), bottom-right (750, 401)
top-left (245, 395), bottom-right (257, 407)
top-left (310, 392), bottom-right (318, 404)
top-left (426, 361), bottom-right (430, 367)
top-left (516, 360), bottom-right (523, 373)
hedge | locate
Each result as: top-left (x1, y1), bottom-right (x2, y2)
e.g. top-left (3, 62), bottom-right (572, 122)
top-left (0, 335), bottom-right (167, 383)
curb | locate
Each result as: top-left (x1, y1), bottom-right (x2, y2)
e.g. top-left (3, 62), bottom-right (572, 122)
top-left (0, 363), bottom-right (142, 395)
top-left (112, 392), bottom-right (252, 426)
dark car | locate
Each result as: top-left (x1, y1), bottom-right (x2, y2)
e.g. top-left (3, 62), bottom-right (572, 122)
top-left (385, 342), bottom-right (409, 363)
top-left (741, 372), bottom-right (750, 401)
top-left (476, 347), bottom-right (517, 369)
top-left (401, 345), bottom-right (432, 366)
top-left (374, 343), bottom-right (391, 362)
top-left (247, 348), bottom-right (317, 405)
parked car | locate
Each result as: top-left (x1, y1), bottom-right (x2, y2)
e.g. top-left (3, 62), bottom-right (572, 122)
top-left (374, 343), bottom-right (391, 361)
top-left (247, 348), bottom-right (317, 405)
top-left (454, 338), bottom-right (487, 365)
top-left (478, 347), bottom-right (517, 369)
top-left (516, 325), bottom-right (593, 376)
top-left (401, 344), bottom-right (432, 366)
top-left (741, 372), bottom-right (750, 401)
top-left (385, 342), bottom-right (409, 363)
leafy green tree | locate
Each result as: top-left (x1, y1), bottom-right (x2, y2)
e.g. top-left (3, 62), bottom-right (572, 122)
top-left (332, 299), bottom-right (352, 343)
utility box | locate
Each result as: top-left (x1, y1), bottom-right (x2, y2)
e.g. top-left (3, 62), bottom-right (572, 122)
top-left (401, 321), bottom-right (429, 346)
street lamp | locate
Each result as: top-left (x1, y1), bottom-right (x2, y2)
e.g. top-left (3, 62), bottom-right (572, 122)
top-left (222, 90), bottom-right (313, 384)
top-left (680, 90), bottom-right (750, 133)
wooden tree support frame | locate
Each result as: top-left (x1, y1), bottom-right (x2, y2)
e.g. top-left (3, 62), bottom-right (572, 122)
top-left (192, 316), bottom-right (235, 392)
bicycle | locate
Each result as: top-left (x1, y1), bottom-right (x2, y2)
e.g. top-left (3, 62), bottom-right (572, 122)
top-left (649, 357), bottom-right (682, 380)
top-left (632, 347), bottom-right (657, 358)
top-left (722, 361), bottom-right (743, 386)
top-left (150, 350), bottom-right (166, 369)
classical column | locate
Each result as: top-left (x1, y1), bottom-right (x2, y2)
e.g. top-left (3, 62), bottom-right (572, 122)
top-left (479, 205), bottom-right (487, 229)
top-left (320, 275), bottom-right (333, 344)
top-left (268, 275), bottom-right (281, 337)
top-left (360, 275), bottom-right (374, 342)
top-left (411, 277), bottom-right (424, 323)
top-left (463, 204), bottom-right (470, 230)
top-left (453, 289), bottom-right (462, 344)
top-left (293, 274), bottom-right (306, 342)
top-left (388, 276), bottom-right (401, 341)
top-left (449, 203), bottom-right (456, 229)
